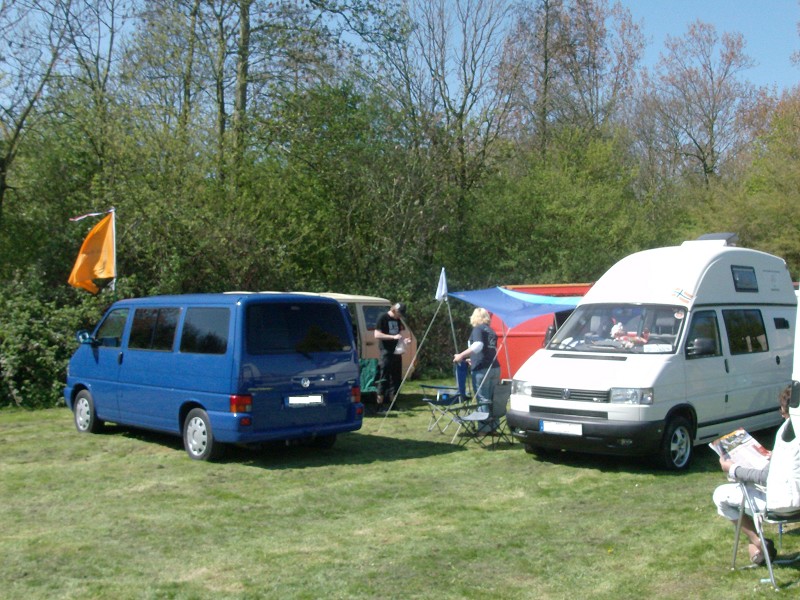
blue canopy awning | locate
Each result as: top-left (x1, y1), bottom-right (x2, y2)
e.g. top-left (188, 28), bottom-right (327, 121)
top-left (449, 287), bottom-right (581, 330)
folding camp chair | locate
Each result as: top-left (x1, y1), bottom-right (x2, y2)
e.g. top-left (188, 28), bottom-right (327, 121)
top-left (488, 379), bottom-right (514, 448)
top-left (420, 361), bottom-right (470, 433)
top-left (731, 482), bottom-right (800, 590)
top-left (450, 378), bottom-right (514, 450)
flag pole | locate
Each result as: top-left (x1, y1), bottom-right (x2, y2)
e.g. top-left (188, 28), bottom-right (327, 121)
top-left (110, 207), bottom-right (117, 298)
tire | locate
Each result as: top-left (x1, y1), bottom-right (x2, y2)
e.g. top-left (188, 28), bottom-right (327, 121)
top-left (524, 443), bottom-right (552, 456)
top-left (74, 390), bottom-right (104, 433)
top-left (183, 408), bottom-right (224, 461)
top-left (308, 434), bottom-right (337, 449)
top-left (658, 416), bottom-right (693, 470)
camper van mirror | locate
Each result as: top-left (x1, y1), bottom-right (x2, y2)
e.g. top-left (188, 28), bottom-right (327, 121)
top-left (791, 380), bottom-right (800, 410)
top-left (75, 330), bottom-right (96, 345)
top-left (686, 337), bottom-right (716, 358)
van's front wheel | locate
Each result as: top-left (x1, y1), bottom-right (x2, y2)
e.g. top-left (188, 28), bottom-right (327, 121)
top-left (183, 408), bottom-right (224, 461)
top-left (658, 417), bottom-right (693, 470)
top-left (74, 390), bottom-right (103, 433)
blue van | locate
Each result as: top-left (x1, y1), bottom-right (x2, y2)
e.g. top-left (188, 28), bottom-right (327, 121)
top-left (64, 293), bottom-right (364, 460)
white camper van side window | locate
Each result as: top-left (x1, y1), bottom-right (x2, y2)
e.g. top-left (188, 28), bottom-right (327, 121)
top-left (731, 265), bottom-right (759, 292)
top-left (685, 310), bottom-right (722, 359)
top-left (722, 309), bottom-right (768, 355)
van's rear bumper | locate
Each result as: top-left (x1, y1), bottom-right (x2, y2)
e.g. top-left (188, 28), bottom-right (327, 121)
top-left (211, 404), bottom-right (364, 444)
top-left (506, 408), bottom-right (665, 456)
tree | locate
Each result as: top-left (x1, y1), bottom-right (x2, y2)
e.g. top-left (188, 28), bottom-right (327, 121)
top-left (643, 20), bottom-right (756, 184)
top-left (698, 90), bottom-right (800, 275)
top-left (0, 0), bottom-right (68, 218)
top-left (504, 0), bottom-right (643, 160)
top-left (375, 0), bottom-right (518, 229)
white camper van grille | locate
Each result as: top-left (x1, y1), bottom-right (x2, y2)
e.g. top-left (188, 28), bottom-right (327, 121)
top-left (531, 386), bottom-right (609, 403)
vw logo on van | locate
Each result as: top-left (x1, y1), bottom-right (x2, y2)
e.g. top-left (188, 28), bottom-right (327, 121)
top-left (301, 377), bottom-right (311, 388)
top-left (561, 389), bottom-right (571, 400)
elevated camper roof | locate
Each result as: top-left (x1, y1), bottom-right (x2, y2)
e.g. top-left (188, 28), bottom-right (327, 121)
top-left (581, 238), bottom-right (796, 308)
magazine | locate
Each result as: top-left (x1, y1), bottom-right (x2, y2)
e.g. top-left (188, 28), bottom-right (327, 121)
top-left (708, 428), bottom-right (771, 470)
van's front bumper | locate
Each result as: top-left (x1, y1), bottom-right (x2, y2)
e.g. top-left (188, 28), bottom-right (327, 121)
top-left (506, 408), bottom-right (665, 456)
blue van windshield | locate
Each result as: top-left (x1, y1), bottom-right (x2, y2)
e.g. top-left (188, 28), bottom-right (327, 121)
top-left (246, 302), bottom-right (352, 355)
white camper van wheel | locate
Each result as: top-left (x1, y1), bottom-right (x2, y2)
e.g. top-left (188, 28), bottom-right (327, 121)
top-left (659, 417), bottom-right (693, 470)
top-left (74, 390), bottom-right (103, 433)
top-left (183, 408), bottom-right (223, 461)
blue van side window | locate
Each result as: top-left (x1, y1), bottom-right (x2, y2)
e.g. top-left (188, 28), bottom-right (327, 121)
top-left (129, 307), bottom-right (180, 351)
top-left (180, 307), bottom-right (230, 354)
top-left (246, 303), bottom-right (352, 355)
top-left (95, 308), bottom-right (129, 347)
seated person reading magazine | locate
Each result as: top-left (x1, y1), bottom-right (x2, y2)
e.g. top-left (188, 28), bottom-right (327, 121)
top-left (711, 386), bottom-right (799, 566)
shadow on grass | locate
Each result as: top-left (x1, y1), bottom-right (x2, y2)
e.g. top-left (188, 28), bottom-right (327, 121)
top-left (97, 419), bottom-right (464, 469)
top-left (521, 442), bottom-right (729, 475)
top-left (232, 432), bottom-right (464, 470)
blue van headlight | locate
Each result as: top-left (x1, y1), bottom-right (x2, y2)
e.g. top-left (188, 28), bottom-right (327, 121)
top-left (610, 387), bottom-right (654, 405)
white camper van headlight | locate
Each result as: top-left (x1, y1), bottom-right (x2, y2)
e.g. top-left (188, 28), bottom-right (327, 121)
top-left (610, 387), bottom-right (654, 405)
top-left (512, 379), bottom-right (534, 396)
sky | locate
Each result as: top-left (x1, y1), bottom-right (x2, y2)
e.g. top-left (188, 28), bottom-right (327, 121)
top-left (618, 0), bottom-right (800, 91)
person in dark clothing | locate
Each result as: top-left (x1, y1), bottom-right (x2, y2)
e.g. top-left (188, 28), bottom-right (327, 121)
top-left (453, 307), bottom-right (501, 433)
top-left (374, 302), bottom-right (410, 410)
top-left (713, 386), bottom-right (795, 565)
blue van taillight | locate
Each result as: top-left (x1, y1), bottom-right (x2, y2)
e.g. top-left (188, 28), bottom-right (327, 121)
top-left (230, 394), bottom-right (252, 413)
top-left (351, 386), bottom-right (361, 404)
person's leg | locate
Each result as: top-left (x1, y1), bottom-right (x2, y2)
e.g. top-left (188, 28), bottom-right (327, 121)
top-left (713, 482), bottom-right (772, 563)
top-left (388, 354), bottom-right (402, 405)
top-left (472, 369), bottom-right (492, 433)
top-left (484, 367), bottom-right (501, 431)
top-left (377, 354), bottom-right (391, 405)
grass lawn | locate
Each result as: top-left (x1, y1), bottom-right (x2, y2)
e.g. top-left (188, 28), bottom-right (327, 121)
top-left (2, 384), bottom-right (799, 599)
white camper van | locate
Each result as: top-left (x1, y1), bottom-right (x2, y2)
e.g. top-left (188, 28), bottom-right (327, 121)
top-left (507, 236), bottom-right (797, 470)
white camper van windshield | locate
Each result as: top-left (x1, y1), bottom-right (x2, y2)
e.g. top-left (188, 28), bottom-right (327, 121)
top-left (547, 304), bottom-right (686, 354)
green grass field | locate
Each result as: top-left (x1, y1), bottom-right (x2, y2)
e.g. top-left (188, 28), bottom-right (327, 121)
top-left (2, 387), bottom-right (799, 599)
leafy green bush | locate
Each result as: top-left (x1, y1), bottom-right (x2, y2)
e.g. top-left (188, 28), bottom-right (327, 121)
top-left (0, 271), bottom-right (112, 408)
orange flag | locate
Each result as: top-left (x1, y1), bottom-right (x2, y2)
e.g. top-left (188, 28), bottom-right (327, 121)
top-left (68, 212), bottom-right (116, 294)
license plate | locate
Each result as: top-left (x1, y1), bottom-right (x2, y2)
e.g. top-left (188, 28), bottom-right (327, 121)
top-left (540, 420), bottom-right (582, 436)
top-left (287, 395), bottom-right (324, 406)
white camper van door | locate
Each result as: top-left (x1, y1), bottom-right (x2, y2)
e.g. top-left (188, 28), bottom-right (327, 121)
top-left (721, 307), bottom-right (790, 432)
top-left (683, 310), bottom-right (729, 440)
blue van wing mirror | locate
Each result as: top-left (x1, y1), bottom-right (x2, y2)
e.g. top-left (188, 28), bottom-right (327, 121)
top-left (75, 330), bottom-right (98, 346)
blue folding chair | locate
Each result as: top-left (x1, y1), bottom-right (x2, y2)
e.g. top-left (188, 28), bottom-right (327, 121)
top-left (420, 362), bottom-right (471, 433)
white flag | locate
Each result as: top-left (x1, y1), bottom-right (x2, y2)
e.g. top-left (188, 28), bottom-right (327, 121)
top-left (435, 267), bottom-right (448, 301)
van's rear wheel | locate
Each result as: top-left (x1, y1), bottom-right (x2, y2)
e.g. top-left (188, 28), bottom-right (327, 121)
top-left (658, 416), bottom-right (693, 470)
top-left (74, 390), bottom-right (104, 433)
top-left (183, 408), bottom-right (223, 461)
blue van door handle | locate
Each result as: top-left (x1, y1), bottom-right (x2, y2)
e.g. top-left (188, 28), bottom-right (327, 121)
top-left (117, 352), bottom-right (124, 365)
top-left (724, 358), bottom-right (729, 373)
